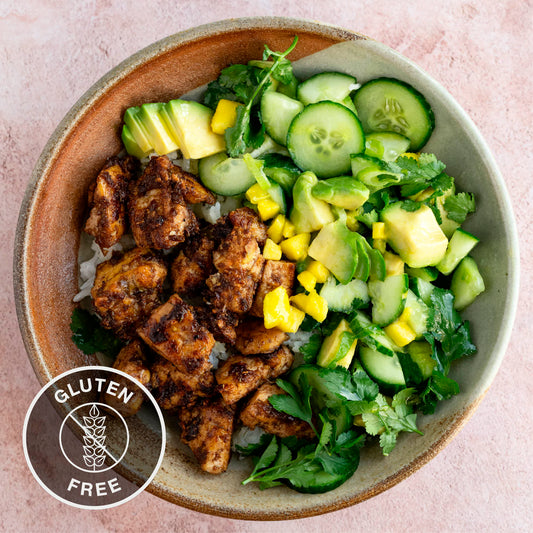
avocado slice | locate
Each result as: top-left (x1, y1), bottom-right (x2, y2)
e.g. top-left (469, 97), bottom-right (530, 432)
top-left (312, 177), bottom-right (369, 210)
top-left (121, 124), bottom-right (151, 159)
top-left (123, 106), bottom-right (153, 153)
top-left (290, 171), bottom-right (334, 233)
top-left (317, 319), bottom-right (358, 369)
top-left (139, 103), bottom-right (179, 155)
top-left (162, 99), bottom-right (225, 159)
top-left (381, 202), bottom-right (448, 268)
top-left (308, 218), bottom-right (358, 284)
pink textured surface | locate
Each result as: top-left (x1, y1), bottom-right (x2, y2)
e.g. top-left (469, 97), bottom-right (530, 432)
top-left (1, 1), bottom-right (532, 531)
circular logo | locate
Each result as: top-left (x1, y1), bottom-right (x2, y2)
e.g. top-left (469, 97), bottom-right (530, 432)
top-left (23, 367), bottom-right (166, 509)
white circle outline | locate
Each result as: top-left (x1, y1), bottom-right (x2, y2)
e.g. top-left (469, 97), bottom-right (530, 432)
top-left (59, 402), bottom-right (130, 474)
top-left (22, 366), bottom-right (166, 510)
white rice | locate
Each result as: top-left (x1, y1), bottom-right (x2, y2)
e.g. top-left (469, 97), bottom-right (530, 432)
top-left (208, 341), bottom-right (230, 369)
top-left (231, 426), bottom-right (267, 453)
top-left (284, 329), bottom-right (313, 353)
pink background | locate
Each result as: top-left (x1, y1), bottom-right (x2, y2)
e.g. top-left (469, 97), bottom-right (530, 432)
top-left (1, 1), bottom-right (532, 531)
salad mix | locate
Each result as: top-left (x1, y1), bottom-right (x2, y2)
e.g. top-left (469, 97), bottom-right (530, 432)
top-left (72, 37), bottom-right (485, 493)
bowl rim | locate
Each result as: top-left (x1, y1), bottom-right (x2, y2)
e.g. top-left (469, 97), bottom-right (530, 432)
top-left (14, 15), bottom-right (520, 520)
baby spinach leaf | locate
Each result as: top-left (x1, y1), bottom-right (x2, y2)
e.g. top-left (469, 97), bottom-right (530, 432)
top-left (70, 308), bottom-right (122, 358)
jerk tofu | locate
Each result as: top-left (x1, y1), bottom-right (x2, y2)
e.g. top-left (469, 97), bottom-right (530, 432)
top-left (91, 247), bottom-right (167, 338)
top-left (179, 397), bottom-right (235, 474)
top-left (137, 294), bottom-right (215, 375)
top-left (150, 356), bottom-right (215, 411)
top-left (250, 260), bottom-right (296, 317)
top-left (84, 156), bottom-right (138, 250)
top-left (103, 340), bottom-right (150, 417)
top-left (215, 345), bottom-right (293, 405)
top-left (234, 318), bottom-right (288, 355)
top-left (170, 164), bottom-right (216, 205)
top-left (240, 382), bottom-right (315, 439)
top-left (228, 207), bottom-right (268, 245)
top-left (128, 156), bottom-right (199, 249)
top-left (196, 306), bottom-right (239, 345)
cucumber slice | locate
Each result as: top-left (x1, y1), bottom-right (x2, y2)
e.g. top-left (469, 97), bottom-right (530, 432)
top-left (297, 72), bottom-right (357, 106)
top-left (406, 341), bottom-right (436, 380)
top-left (350, 154), bottom-right (381, 176)
top-left (450, 256), bottom-right (485, 310)
top-left (288, 102), bottom-right (365, 178)
top-left (350, 311), bottom-right (403, 357)
top-left (198, 153), bottom-right (256, 195)
top-left (289, 365), bottom-right (353, 436)
top-left (404, 289), bottom-right (429, 338)
top-left (353, 77), bottom-right (435, 151)
top-left (368, 274), bottom-right (408, 327)
top-left (359, 346), bottom-right (406, 393)
top-left (436, 228), bottom-right (479, 275)
top-left (405, 266), bottom-right (439, 282)
top-left (260, 91), bottom-right (304, 146)
top-left (319, 276), bottom-right (369, 312)
top-left (364, 132), bottom-right (411, 161)
top-left (410, 277), bottom-right (435, 306)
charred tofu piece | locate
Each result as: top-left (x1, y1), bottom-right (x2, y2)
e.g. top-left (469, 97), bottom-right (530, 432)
top-left (91, 248), bottom-right (167, 338)
top-left (234, 318), bottom-right (288, 355)
top-left (171, 230), bottom-right (216, 296)
top-left (216, 345), bottom-right (293, 404)
top-left (179, 397), bottom-right (235, 474)
top-left (170, 165), bottom-right (216, 205)
top-left (129, 156), bottom-right (199, 249)
top-left (250, 260), bottom-right (296, 317)
top-left (84, 156), bottom-right (137, 250)
top-left (229, 207), bottom-right (268, 245)
top-left (103, 340), bottom-right (150, 417)
top-left (150, 356), bottom-right (215, 411)
top-left (196, 306), bottom-right (238, 345)
top-left (240, 383), bottom-right (315, 439)
top-left (137, 294), bottom-right (215, 375)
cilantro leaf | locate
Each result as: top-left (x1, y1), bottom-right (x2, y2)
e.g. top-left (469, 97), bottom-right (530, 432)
top-left (70, 308), bottom-right (122, 358)
top-left (299, 333), bottom-right (322, 363)
top-left (444, 192), bottom-right (476, 223)
top-left (419, 371), bottom-right (461, 414)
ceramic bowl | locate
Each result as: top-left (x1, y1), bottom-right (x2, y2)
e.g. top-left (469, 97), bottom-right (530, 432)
top-left (14, 16), bottom-right (519, 519)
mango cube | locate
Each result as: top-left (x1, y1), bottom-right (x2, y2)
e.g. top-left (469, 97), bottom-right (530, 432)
top-left (263, 286), bottom-right (291, 329)
top-left (280, 233), bottom-right (310, 261)
top-left (246, 183), bottom-right (270, 204)
top-left (306, 260), bottom-right (329, 283)
top-left (282, 219), bottom-right (296, 239)
top-left (372, 222), bottom-right (386, 240)
top-left (291, 290), bottom-right (328, 322)
top-left (267, 214), bottom-right (286, 243)
top-left (211, 99), bottom-right (242, 135)
top-left (257, 198), bottom-right (281, 221)
top-left (263, 238), bottom-right (282, 261)
top-left (278, 305), bottom-right (306, 333)
top-left (373, 238), bottom-right (386, 254)
top-left (384, 320), bottom-right (416, 347)
top-left (297, 271), bottom-right (317, 292)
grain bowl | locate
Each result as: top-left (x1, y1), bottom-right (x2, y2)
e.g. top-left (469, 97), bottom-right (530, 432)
top-left (14, 17), bottom-right (519, 519)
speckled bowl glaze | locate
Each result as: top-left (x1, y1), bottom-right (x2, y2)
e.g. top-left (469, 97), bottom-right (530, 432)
top-left (14, 17), bottom-right (519, 519)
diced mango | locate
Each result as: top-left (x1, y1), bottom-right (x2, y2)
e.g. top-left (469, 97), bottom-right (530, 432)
top-left (257, 198), bottom-right (281, 221)
top-left (267, 214), bottom-right (286, 243)
top-left (384, 320), bottom-right (416, 347)
top-left (372, 222), bottom-right (386, 240)
top-left (263, 286), bottom-right (291, 329)
top-left (280, 233), bottom-right (310, 261)
top-left (246, 183), bottom-right (270, 204)
top-left (306, 260), bottom-right (329, 284)
top-left (211, 99), bottom-right (242, 135)
top-left (346, 209), bottom-right (361, 232)
top-left (278, 305), bottom-right (306, 333)
top-left (263, 238), bottom-right (282, 260)
top-left (373, 238), bottom-right (386, 254)
top-left (297, 271), bottom-right (316, 292)
top-left (282, 219), bottom-right (296, 239)
top-left (384, 251), bottom-right (405, 276)
top-left (291, 290), bottom-right (328, 322)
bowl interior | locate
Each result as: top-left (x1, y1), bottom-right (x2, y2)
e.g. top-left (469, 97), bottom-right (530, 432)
top-left (15, 17), bottom-right (519, 519)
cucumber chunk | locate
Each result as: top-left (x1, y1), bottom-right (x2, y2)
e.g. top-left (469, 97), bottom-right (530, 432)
top-left (359, 346), bottom-right (406, 393)
top-left (404, 289), bottom-right (429, 338)
top-left (198, 153), bottom-right (256, 195)
top-left (319, 276), bottom-right (369, 312)
top-left (260, 91), bottom-right (304, 146)
top-left (410, 277), bottom-right (435, 306)
top-left (364, 132), bottom-right (411, 161)
top-left (353, 77), bottom-right (435, 151)
top-left (368, 274), bottom-right (408, 327)
top-left (288, 101), bottom-right (365, 178)
top-left (297, 72), bottom-right (357, 106)
top-left (350, 311), bottom-right (403, 357)
top-left (450, 256), bottom-right (485, 310)
top-left (436, 228), bottom-right (479, 275)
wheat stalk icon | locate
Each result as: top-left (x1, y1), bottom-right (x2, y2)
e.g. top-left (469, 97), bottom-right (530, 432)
top-left (82, 404), bottom-right (107, 470)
